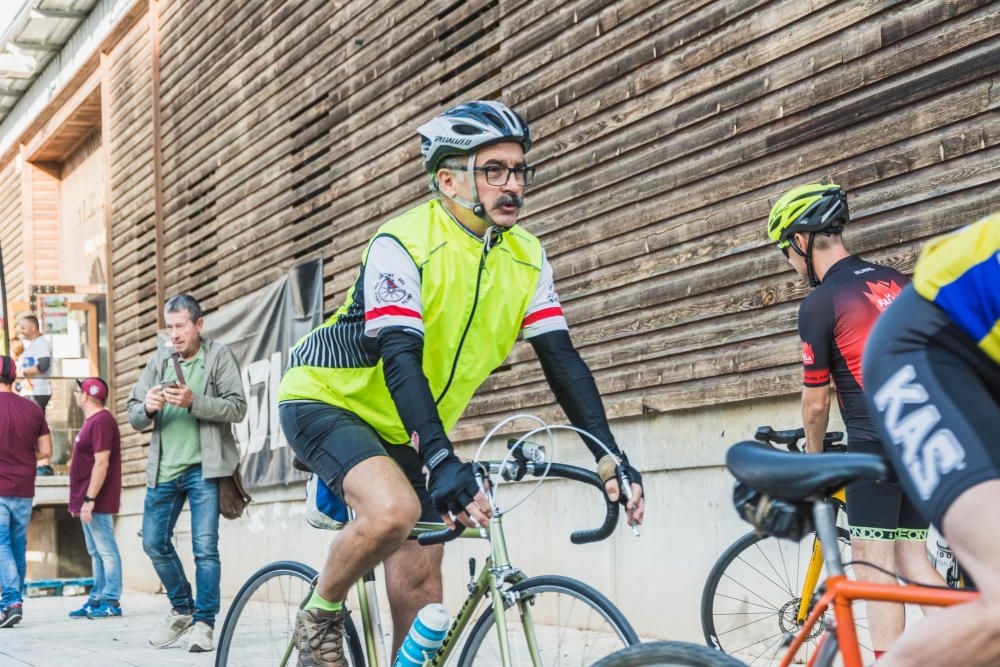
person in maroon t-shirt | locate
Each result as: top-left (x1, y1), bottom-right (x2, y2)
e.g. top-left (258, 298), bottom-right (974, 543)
top-left (0, 355), bottom-right (52, 628)
top-left (67, 377), bottom-right (124, 620)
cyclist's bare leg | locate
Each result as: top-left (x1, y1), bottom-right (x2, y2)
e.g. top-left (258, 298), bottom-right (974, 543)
top-left (383, 540), bottom-right (444, 654)
top-left (894, 539), bottom-right (946, 615)
top-left (314, 456), bottom-right (422, 603)
top-left (849, 538), bottom-right (904, 650)
top-left (881, 480), bottom-right (1000, 667)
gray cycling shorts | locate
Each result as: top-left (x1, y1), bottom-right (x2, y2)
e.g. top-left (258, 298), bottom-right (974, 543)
top-left (278, 400), bottom-right (438, 522)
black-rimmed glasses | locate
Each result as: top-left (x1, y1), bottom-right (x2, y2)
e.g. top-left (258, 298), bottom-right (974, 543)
top-left (470, 164), bottom-right (536, 187)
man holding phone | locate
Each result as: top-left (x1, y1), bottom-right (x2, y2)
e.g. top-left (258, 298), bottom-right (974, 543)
top-left (127, 294), bottom-right (246, 654)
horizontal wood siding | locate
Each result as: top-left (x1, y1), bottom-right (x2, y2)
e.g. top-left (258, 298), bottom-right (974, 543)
top-left (29, 166), bottom-right (60, 286)
top-left (0, 161), bottom-right (24, 303)
top-left (103, 0), bottom-right (998, 451)
top-left (106, 13), bottom-right (158, 486)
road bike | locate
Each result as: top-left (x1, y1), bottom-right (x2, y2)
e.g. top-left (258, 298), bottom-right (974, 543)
top-left (700, 426), bottom-right (867, 665)
top-left (595, 441), bottom-right (979, 666)
top-left (215, 433), bottom-right (640, 666)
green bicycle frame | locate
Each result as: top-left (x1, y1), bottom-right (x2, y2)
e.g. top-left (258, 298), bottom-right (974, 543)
top-left (343, 513), bottom-right (541, 667)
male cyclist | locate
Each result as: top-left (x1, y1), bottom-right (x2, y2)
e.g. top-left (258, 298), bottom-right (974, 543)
top-left (278, 101), bottom-right (645, 667)
top-left (767, 184), bottom-right (944, 659)
top-left (863, 213), bottom-right (1000, 666)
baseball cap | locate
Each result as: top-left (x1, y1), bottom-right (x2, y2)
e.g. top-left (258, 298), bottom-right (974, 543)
top-left (77, 377), bottom-right (109, 401)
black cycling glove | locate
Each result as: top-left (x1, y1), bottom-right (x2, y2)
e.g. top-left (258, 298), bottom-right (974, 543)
top-left (597, 451), bottom-right (645, 505)
top-left (425, 453), bottom-right (482, 517)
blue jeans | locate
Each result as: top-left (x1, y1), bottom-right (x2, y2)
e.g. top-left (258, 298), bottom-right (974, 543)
top-left (142, 465), bottom-right (220, 626)
top-left (0, 496), bottom-right (32, 608)
top-left (82, 513), bottom-right (122, 602)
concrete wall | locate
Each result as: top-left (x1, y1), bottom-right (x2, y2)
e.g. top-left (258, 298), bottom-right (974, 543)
top-left (114, 394), bottom-right (841, 642)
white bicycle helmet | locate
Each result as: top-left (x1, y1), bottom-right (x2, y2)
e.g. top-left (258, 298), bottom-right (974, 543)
top-left (417, 100), bottom-right (531, 174)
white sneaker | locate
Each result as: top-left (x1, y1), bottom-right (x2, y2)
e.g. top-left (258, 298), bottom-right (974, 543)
top-left (188, 620), bottom-right (214, 653)
top-left (149, 609), bottom-right (193, 648)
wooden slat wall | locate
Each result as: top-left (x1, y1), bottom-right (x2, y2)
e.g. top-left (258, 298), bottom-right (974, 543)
top-left (28, 165), bottom-right (61, 286)
top-left (105, 13), bottom-right (158, 486)
top-left (108, 0), bottom-right (998, 452)
top-left (0, 161), bottom-right (24, 303)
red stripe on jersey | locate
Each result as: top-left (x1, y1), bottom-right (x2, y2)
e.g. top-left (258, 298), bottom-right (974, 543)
top-left (522, 306), bottom-right (564, 327)
top-left (366, 306), bottom-right (421, 321)
top-left (803, 369), bottom-right (831, 386)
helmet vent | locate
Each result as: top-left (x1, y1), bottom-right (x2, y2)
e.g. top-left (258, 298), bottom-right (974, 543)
top-left (452, 123), bottom-right (481, 136)
top-left (483, 112), bottom-right (504, 128)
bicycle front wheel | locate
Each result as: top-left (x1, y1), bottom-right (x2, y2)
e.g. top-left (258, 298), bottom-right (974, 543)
top-left (215, 560), bottom-right (364, 667)
top-left (701, 528), bottom-right (872, 666)
top-left (457, 574), bottom-right (639, 666)
top-left (593, 641), bottom-right (746, 666)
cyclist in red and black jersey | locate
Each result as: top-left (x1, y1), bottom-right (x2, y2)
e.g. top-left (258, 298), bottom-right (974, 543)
top-left (767, 184), bottom-right (945, 659)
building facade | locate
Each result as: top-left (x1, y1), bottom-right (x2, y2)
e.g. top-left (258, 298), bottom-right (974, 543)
top-left (1, 0), bottom-right (998, 639)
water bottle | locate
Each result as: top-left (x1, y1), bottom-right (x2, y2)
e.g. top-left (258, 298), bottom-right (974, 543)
top-left (393, 603), bottom-right (450, 666)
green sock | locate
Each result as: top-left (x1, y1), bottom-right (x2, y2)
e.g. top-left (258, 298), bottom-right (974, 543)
top-left (305, 590), bottom-right (343, 613)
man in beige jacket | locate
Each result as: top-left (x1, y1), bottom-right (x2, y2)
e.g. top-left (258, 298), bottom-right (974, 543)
top-left (127, 294), bottom-right (246, 653)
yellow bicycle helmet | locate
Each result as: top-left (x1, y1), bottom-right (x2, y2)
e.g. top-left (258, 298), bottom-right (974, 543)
top-left (767, 183), bottom-right (849, 250)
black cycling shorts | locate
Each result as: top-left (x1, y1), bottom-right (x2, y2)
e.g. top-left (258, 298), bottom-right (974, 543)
top-left (278, 400), bottom-right (438, 523)
top-left (844, 439), bottom-right (927, 541)
top-left (863, 286), bottom-right (1000, 529)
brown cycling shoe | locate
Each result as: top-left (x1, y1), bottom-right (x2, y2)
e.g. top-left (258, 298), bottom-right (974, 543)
top-left (295, 607), bottom-right (349, 667)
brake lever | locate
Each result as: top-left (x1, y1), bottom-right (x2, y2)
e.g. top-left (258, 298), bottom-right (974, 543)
top-left (617, 465), bottom-right (641, 537)
top-left (473, 467), bottom-right (491, 538)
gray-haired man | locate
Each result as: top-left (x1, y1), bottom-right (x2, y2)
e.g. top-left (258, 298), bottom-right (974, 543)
top-left (127, 294), bottom-right (247, 653)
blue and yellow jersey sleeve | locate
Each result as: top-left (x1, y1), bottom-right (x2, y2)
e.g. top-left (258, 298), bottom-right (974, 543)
top-left (914, 213), bottom-right (1000, 363)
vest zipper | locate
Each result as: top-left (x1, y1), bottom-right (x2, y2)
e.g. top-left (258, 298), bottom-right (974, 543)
top-left (435, 252), bottom-right (487, 405)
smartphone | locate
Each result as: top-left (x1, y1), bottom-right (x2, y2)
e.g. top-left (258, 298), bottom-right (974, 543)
top-left (160, 380), bottom-right (178, 389)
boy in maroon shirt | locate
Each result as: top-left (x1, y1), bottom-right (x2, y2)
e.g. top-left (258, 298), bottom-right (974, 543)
top-left (0, 356), bottom-right (52, 627)
top-left (68, 377), bottom-right (124, 619)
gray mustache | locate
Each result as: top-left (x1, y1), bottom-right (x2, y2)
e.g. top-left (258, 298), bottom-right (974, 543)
top-left (495, 194), bottom-right (523, 209)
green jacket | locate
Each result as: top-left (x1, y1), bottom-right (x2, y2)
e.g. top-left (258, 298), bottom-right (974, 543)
top-left (127, 336), bottom-right (247, 486)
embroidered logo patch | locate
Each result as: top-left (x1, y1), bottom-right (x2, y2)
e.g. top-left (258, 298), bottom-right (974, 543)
top-left (375, 273), bottom-right (411, 304)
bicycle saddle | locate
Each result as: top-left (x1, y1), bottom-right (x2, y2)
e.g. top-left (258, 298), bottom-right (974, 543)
top-left (726, 441), bottom-right (888, 501)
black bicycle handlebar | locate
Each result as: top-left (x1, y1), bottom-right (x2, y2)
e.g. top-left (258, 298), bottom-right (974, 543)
top-left (754, 426), bottom-right (846, 453)
top-left (415, 461), bottom-right (619, 546)
top-left (416, 524), bottom-right (466, 546)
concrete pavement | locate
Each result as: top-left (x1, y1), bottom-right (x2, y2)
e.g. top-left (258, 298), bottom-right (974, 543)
top-left (0, 593), bottom-right (215, 667)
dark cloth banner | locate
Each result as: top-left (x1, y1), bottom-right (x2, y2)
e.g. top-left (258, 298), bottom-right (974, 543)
top-left (203, 260), bottom-right (323, 488)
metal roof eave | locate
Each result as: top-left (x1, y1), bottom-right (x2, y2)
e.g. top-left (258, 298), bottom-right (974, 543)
top-left (0, 1), bottom-right (98, 120)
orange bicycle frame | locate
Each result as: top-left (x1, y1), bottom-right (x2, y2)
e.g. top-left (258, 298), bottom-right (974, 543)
top-left (781, 575), bottom-right (979, 667)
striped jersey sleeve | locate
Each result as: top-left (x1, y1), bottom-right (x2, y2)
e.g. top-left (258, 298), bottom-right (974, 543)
top-left (521, 251), bottom-right (569, 339)
top-left (363, 236), bottom-right (424, 337)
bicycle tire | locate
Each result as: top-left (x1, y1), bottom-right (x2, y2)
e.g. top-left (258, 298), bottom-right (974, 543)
top-left (593, 641), bottom-right (746, 666)
top-left (701, 527), bottom-right (871, 665)
top-left (215, 560), bottom-right (365, 667)
top-left (456, 574), bottom-right (639, 666)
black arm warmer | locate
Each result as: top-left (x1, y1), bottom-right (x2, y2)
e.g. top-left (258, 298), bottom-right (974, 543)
top-left (529, 330), bottom-right (618, 462)
top-left (36, 357), bottom-right (51, 373)
top-left (378, 327), bottom-right (452, 465)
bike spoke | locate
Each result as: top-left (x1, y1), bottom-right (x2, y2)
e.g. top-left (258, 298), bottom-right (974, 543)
top-left (712, 591), bottom-right (781, 613)
top-left (752, 543), bottom-right (796, 597)
top-left (732, 555), bottom-right (795, 599)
